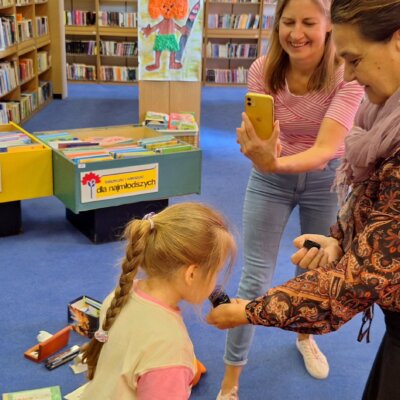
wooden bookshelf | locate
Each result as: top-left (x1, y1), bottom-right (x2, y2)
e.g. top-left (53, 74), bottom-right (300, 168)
top-left (0, 0), bottom-right (67, 124)
top-left (203, 0), bottom-right (275, 85)
top-left (64, 0), bottom-right (138, 84)
top-left (63, 0), bottom-right (275, 87)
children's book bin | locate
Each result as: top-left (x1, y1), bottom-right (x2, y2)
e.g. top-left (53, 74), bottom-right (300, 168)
top-left (0, 122), bottom-right (53, 236)
top-left (33, 124), bottom-right (202, 243)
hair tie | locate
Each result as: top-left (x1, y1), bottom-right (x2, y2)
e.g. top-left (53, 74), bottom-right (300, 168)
top-left (143, 212), bottom-right (156, 231)
top-left (94, 329), bottom-right (108, 343)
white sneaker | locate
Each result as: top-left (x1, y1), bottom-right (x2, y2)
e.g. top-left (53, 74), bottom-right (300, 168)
top-left (216, 386), bottom-right (238, 400)
top-left (296, 336), bottom-right (329, 379)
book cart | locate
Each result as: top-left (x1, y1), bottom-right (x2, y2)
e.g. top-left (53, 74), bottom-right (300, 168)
top-left (0, 122), bottom-right (53, 236)
top-left (33, 124), bottom-right (202, 243)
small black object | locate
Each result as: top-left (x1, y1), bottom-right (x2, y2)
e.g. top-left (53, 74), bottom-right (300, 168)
top-left (209, 286), bottom-right (231, 308)
top-left (303, 239), bottom-right (321, 250)
top-left (45, 345), bottom-right (80, 370)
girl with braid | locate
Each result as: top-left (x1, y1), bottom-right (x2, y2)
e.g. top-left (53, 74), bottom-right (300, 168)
top-left (76, 202), bottom-right (236, 400)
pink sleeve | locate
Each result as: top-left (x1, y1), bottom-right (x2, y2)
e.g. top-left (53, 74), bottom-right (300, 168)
top-left (247, 57), bottom-right (266, 94)
top-left (137, 366), bottom-right (194, 400)
top-left (324, 74), bottom-right (365, 130)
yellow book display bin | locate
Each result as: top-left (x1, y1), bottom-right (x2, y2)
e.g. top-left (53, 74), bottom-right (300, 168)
top-left (34, 125), bottom-right (202, 243)
top-left (0, 123), bottom-right (53, 236)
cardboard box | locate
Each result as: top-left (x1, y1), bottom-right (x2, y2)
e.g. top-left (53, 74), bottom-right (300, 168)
top-left (68, 295), bottom-right (101, 338)
top-left (24, 326), bottom-right (71, 363)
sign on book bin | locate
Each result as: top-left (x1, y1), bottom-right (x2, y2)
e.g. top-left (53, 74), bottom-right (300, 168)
top-left (80, 164), bottom-right (159, 203)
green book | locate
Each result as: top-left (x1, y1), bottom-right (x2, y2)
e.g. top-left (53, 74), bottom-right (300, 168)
top-left (2, 386), bottom-right (62, 400)
top-left (156, 144), bottom-right (193, 154)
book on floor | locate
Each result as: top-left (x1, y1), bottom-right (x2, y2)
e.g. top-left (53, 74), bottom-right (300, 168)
top-left (2, 385), bottom-right (62, 400)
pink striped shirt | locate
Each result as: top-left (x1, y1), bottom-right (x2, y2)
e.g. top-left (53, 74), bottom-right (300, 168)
top-left (247, 57), bottom-right (365, 158)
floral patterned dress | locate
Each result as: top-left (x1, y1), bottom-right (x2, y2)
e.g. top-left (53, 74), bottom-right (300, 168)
top-left (245, 147), bottom-right (400, 335)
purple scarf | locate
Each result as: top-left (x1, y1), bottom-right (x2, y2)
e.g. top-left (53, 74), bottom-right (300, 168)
top-left (334, 89), bottom-right (400, 204)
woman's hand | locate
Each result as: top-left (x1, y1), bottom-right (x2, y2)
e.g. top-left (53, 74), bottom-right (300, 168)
top-left (291, 234), bottom-right (343, 270)
top-left (237, 113), bottom-right (281, 173)
top-left (206, 299), bottom-right (250, 330)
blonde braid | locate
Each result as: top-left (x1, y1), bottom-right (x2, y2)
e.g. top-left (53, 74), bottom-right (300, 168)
top-left (81, 219), bottom-right (151, 380)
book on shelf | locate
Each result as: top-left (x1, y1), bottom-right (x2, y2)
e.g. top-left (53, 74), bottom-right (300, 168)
top-left (2, 385), bottom-right (62, 400)
top-left (64, 10), bottom-right (96, 26)
top-left (0, 15), bottom-right (16, 51)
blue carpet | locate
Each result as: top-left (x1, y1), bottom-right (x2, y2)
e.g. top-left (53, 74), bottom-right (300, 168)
top-left (0, 84), bottom-right (384, 399)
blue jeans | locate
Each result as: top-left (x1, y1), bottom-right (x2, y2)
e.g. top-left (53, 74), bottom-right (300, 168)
top-left (224, 159), bottom-right (340, 366)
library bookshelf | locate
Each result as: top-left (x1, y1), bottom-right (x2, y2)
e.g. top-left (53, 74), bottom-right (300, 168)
top-left (64, 0), bottom-right (275, 87)
top-left (0, 0), bottom-right (67, 124)
top-left (64, 0), bottom-right (138, 84)
top-left (203, 0), bottom-right (275, 85)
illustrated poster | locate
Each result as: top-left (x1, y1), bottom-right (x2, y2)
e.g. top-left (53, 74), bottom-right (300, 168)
top-left (138, 0), bottom-right (203, 81)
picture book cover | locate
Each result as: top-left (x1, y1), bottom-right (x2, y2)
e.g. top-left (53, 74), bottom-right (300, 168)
top-left (2, 385), bottom-right (62, 400)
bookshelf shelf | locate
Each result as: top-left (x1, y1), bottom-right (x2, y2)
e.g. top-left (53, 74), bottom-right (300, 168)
top-left (102, 0), bottom-right (137, 3)
top-left (0, 86), bottom-right (19, 99)
top-left (207, 29), bottom-right (259, 38)
top-left (17, 39), bottom-right (35, 53)
top-left (98, 27), bottom-right (137, 36)
top-left (36, 35), bottom-right (50, 47)
top-left (65, 26), bottom-right (96, 35)
top-left (207, 56), bottom-right (257, 60)
top-left (38, 64), bottom-right (51, 74)
top-left (20, 75), bottom-right (35, 86)
top-left (100, 54), bottom-right (137, 59)
top-left (0, 45), bottom-right (18, 57)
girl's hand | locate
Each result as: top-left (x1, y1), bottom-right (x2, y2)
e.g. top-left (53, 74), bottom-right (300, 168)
top-left (206, 299), bottom-right (250, 330)
top-left (291, 234), bottom-right (343, 270)
top-left (237, 113), bottom-right (281, 173)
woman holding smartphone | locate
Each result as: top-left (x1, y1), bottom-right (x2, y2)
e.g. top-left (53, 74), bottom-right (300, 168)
top-left (210, 0), bottom-right (400, 399)
top-left (216, 0), bottom-right (365, 398)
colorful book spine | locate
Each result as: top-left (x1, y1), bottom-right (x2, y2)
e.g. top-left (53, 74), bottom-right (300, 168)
top-left (155, 144), bottom-right (193, 154)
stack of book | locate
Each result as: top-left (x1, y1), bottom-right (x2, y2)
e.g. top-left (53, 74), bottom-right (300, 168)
top-left (144, 112), bottom-right (198, 131)
top-left (35, 132), bottom-right (193, 164)
top-left (144, 111), bottom-right (169, 131)
top-left (168, 113), bottom-right (198, 131)
top-left (144, 112), bottom-right (199, 147)
top-left (0, 131), bottom-right (42, 152)
top-left (139, 135), bottom-right (193, 154)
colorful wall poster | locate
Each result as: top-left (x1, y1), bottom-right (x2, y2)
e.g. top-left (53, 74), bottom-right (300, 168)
top-left (138, 0), bottom-right (203, 81)
top-left (80, 164), bottom-right (159, 203)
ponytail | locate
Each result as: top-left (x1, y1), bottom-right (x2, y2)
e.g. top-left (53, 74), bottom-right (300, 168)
top-left (80, 219), bottom-right (152, 380)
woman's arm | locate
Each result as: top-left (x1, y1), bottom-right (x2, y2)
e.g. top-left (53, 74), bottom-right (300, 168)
top-left (238, 115), bottom-right (348, 173)
top-left (242, 60), bottom-right (365, 173)
top-left (208, 153), bottom-right (400, 332)
top-left (246, 154), bottom-right (400, 333)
